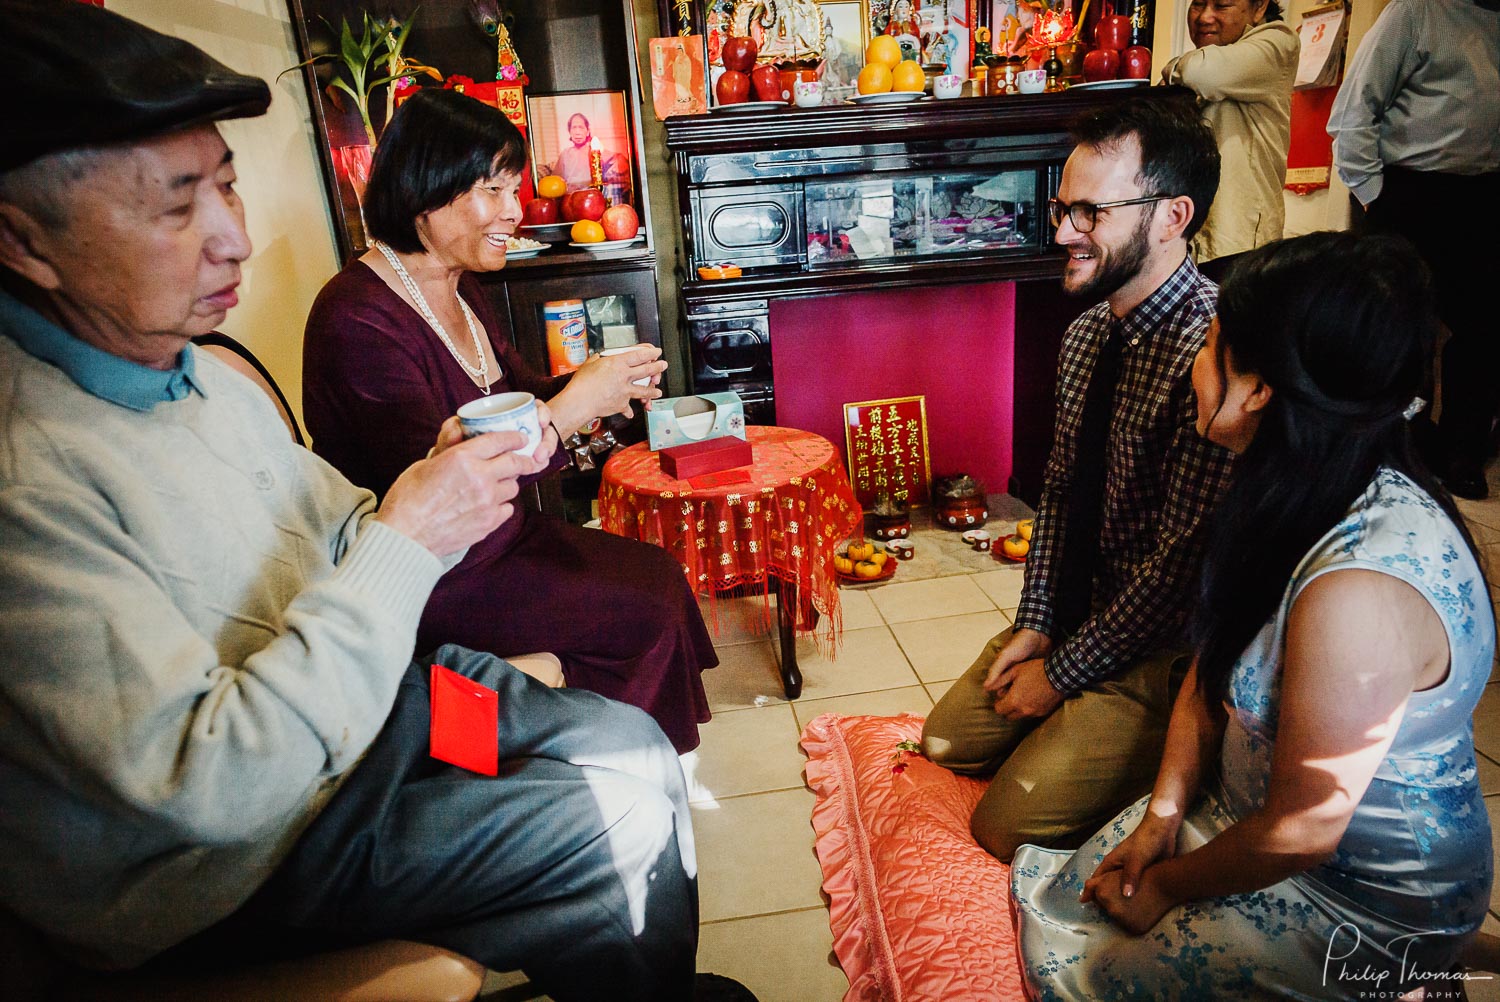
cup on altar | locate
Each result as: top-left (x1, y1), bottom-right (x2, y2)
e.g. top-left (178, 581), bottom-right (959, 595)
top-left (792, 77), bottom-right (824, 108)
top-left (969, 529), bottom-right (992, 552)
top-left (933, 73), bottom-right (964, 99)
top-left (888, 539), bottom-right (915, 560)
top-left (1017, 68), bottom-right (1047, 94)
top-left (599, 345), bottom-right (654, 386)
top-left (457, 391), bottom-right (543, 453)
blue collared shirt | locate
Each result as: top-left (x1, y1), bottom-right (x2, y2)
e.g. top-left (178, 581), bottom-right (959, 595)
top-left (0, 289), bottom-right (205, 411)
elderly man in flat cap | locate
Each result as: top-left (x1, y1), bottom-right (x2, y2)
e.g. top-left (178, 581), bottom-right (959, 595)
top-left (0, 3), bottom-right (708, 1000)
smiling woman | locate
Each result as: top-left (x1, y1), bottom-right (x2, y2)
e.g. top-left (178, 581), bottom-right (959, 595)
top-left (1160, 0), bottom-right (1297, 267)
top-left (301, 87), bottom-right (721, 755)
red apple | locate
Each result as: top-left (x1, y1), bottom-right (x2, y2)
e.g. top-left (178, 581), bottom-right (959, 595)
top-left (751, 63), bottom-right (782, 102)
top-left (715, 70), bottom-right (750, 105)
top-left (721, 35), bottom-right (758, 73)
top-left (600, 204), bottom-right (640, 242)
top-left (1095, 12), bottom-right (1131, 51)
top-left (521, 197), bottom-right (558, 226)
top-left (1122, 44), bottom-right (1152, 79)
top-left (1082, 47), bottom-right (1120, 82)
top-left (561, 190), bottom-right (604, 222)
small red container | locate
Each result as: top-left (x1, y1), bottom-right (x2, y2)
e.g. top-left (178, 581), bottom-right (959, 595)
top-left (660, 436), bottom-right (753, 480)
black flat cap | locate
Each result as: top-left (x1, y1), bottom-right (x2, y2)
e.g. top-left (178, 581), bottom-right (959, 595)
top-left (2, 0), bottom-right (271, 173)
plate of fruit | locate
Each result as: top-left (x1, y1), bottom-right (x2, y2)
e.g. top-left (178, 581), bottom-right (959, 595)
top-left (995, 519), bottom-right (1034, 562)
top-left (834, 540), bottom-right (897, 583)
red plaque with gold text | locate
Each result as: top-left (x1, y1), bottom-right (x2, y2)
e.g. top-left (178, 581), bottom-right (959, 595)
top-left (843, 395), bottom-right (932, 507)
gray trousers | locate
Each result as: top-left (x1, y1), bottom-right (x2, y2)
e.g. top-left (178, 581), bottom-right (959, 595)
top-left (162, 645), bottom-right (698, 1001)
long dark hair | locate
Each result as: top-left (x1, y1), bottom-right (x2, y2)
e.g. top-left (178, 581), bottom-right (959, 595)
top-left (1193, 232), bottom-right (1483, 704)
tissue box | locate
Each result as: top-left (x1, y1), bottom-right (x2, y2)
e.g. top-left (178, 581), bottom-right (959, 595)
top-left (646, 392), bottom-right (747, 451)
top-left (660, 436), bottom-right (754, 480)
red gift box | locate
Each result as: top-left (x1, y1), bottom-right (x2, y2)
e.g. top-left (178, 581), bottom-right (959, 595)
top-left (660, 436), bottom-right (754, 480)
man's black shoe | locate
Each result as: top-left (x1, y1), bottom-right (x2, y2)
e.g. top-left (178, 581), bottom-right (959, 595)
top-left (1444, 462), bottom-right (1490, 501)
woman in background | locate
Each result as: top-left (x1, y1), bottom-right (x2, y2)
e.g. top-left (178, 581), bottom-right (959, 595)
top-left (303, 89), bottom-right (717, 753)
top-left (1011, 232), bottom-right (1493, 998)
top-left (1160, 0), bottom-right (1298, 277)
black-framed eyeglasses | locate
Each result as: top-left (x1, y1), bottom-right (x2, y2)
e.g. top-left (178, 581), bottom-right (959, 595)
top-left (1047, 194), bottom-right (1173, 233)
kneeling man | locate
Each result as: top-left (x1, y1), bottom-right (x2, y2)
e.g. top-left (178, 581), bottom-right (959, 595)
top-left (923, 99), bottom-right (1235, 862)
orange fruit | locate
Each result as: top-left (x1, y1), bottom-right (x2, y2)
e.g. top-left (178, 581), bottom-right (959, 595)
top-left (1016, 518), bottom-right (1035, 542)
top-left (834, 555), bottom-right (854, 575)
top-left (865, 34), bottom-right (901, 69)
top-left (857, 62), bottom-right (893, 95)
top-left (846, 540), bottom-right (875, 561)
top-left (538, 174), bottom-right (567, 199)
top-left (854, 560), bottom-right (882, 579)
top-left (892, 59), bottom-right (926, 92)
top-left (869, 550), bottom-right (889, 568)
top-left (1001, 535), bottom-right (1031, 560)
top-left (570, 219), bottom-right (606, 243)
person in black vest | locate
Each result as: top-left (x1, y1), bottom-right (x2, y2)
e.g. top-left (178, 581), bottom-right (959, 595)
top-left (922, 99), bottom-right (1235, 862)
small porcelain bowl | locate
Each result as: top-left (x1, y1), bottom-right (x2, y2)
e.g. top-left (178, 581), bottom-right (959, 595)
top-left (1017, 68), bottom-right (1047, 94)
top-left (933, 73), bottom-right (964, 99)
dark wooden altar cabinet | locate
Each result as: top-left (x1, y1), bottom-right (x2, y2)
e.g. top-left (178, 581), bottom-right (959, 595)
top-left (665, 87), bottom-right (1189, 506)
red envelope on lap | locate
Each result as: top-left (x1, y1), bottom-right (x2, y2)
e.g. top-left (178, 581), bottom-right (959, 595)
top-left (429, 664), bottom-right (498, 775)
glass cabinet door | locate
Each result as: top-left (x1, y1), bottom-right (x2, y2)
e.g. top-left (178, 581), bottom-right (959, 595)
top-left (804, 167), bottom-right (1038, 269)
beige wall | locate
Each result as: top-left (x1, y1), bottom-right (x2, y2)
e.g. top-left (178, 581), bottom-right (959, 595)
top-left (1152, 0), bottom-right (1391, 237)
top-left (112, 0), bottom-right (341, 427)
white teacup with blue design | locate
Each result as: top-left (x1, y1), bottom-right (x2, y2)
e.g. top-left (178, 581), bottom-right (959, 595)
top-left (457, 391), bottom-right (542, 453)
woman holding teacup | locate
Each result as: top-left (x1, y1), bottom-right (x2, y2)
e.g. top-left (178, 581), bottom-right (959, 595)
top-left (303, 88), bottom-right (718, 753)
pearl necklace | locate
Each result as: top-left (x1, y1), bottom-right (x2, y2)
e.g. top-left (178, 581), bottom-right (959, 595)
top-left (374, 241), bottom-right (490, 392)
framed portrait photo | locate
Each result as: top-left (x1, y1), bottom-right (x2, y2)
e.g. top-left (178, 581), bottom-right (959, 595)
top-left (817, 1), bottom-right (869, 104)
top-left (525, 90), bottom-right (637, 209)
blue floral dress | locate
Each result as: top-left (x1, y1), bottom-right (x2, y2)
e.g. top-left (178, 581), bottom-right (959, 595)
top-left (1011, 469), bottom-right (1494, 1000)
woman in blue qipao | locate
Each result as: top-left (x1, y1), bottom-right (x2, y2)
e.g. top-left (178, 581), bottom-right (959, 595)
top-left (1011, 232), bottom-right (1494, 1000)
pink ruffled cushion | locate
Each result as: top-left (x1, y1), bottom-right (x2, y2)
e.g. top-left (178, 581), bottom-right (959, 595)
top-left (801, 712), bottom-right (1026, 1002)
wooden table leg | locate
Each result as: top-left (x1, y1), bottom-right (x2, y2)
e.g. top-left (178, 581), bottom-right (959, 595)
top-left (775, 579), bottom-right (803, 700)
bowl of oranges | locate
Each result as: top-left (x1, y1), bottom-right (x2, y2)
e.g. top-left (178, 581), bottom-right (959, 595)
top-left (995, 519), bottom-right (1034, 562)
top-left (851, 35), bottom-right (930, 105)
top-left (834, 539), bottom-right (897, 584)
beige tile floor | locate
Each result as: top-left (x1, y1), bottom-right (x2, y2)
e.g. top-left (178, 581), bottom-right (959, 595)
top-left (487, 480), bottom-right (1500, 1002)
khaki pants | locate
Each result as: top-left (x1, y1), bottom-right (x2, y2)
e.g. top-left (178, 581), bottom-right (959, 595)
top-left (921, 626), bottom-right (1186, 862)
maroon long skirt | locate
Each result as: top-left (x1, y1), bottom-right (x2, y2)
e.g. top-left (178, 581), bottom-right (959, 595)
top-left (415, 509), bottom-right (717, 753)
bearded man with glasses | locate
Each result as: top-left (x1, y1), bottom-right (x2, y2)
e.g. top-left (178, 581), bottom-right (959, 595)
top-left (922, 98), bottom-right (1237, 862)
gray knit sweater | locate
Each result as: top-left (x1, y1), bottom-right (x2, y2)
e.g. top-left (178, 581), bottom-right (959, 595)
top-left (0, 331), bottom-right (446, 968)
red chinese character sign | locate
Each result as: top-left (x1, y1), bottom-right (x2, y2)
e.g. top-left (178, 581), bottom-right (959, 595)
top-left (843, 395), bottom-right (932, 507)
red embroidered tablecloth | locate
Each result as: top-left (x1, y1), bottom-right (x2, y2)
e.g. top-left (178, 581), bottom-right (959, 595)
top-left (600, 426), bottom-right (863, 643)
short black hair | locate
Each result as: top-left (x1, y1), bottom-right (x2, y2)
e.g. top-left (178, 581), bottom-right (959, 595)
top-left (1069, 96), bottom-right (1221, 242)
top-left (364, 88), bottom-right (528, 254)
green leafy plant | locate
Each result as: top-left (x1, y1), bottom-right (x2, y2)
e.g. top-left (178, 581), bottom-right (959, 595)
top-left (282, 11), bottom-right (439, 146)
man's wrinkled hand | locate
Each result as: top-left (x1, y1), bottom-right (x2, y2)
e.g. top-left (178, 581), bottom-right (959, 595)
top-left (375, 430), bottom-right (532, 558)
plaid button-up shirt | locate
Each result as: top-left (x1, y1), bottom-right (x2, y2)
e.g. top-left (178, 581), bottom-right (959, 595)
top-left (1013, 258), bottom-right (1234, 694)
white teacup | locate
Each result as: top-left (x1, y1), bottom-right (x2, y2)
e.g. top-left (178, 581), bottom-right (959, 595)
top-left (457, 391), bottom-right (543, 453)
top-left (599, 344), bottom-right (654, 386)
top-left (793, 79), bottom-right (823, 108)
top-left (1017, 68), bottom-right (1047, 95)
top-left (933, 73), bottom-right (963, 99)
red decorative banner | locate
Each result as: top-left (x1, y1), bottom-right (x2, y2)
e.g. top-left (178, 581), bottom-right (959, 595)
top-left (844, 395), bottom-right (932, 507)
top-left (1285, 86), bottom-right (1338, 194)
